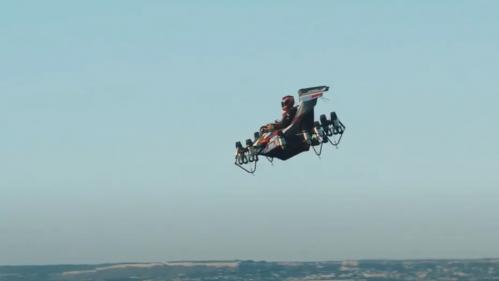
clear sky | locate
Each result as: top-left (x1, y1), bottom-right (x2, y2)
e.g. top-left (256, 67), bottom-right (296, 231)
top-left (1, 1), bottom-right (499, 265)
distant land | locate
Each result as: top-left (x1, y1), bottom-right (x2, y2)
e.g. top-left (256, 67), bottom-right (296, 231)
top-left (1, 259), bottom-right (499, 281)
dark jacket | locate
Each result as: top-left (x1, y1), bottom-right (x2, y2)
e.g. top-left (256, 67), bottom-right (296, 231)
top-left (276, 106), bottom-right (297, 129)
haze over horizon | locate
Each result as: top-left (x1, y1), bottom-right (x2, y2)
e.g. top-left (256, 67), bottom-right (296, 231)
top-left (1, 1), bottom-right (499, 265)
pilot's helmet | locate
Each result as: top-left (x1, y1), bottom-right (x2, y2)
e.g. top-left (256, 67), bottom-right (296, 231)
top-left (281, 95), bottom-right (295, 110)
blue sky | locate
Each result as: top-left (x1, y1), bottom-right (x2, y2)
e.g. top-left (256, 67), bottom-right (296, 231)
top-left (1, 1), bottom-right (499, 264)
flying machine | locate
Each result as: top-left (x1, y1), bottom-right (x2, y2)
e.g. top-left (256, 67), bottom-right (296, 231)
top-left (234, 85), bottom-right (345, 174)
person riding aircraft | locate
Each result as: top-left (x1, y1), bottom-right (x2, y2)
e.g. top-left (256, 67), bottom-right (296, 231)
top-left (234, 85), bottom-right (346, 174)
top-left (260, 95), bottom-right (298, 133)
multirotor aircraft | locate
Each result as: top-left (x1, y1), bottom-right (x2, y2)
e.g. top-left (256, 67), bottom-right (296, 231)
top-left (234, 85), bottom-right (345, 174)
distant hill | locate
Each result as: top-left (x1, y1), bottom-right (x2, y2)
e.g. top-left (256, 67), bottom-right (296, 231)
top-left (1, 259), bottom-right (499, 281)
